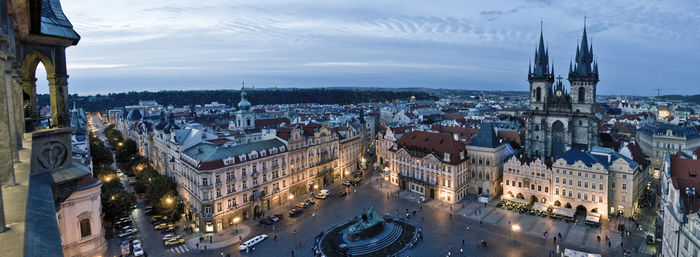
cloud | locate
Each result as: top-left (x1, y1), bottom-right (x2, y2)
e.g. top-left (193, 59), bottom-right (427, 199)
top-left (52, 0), bottom-right (700, 96)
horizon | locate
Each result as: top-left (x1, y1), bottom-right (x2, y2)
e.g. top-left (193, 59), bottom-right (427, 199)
top-left (41, 0), bottom-right (700, 96)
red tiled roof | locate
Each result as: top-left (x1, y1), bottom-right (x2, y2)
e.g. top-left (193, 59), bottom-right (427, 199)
top-left (669, 154), bottom-right (700, 214)
top-left (76, 175), bottom-right (102, 191)
top-left (393, 130), bottom-right (467, 165)
top-left (498, 130), bottom-right (523, 146)
top-left (255, 117), bottom-right (290, 129)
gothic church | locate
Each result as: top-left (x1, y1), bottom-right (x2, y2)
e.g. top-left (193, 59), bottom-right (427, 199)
top-left (525, 22), bottom-right (600, 158)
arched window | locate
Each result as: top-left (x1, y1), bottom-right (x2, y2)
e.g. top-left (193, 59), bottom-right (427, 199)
top-left (80, 218), bottom-right (91, 237)
top-left (536, 87), bottom-right (542, 102)
top-left (578, 87), bottom-right (585, 102)
top-left (535, 125), bottom-right (540, 131)
top-left (247, 118), bottom-right (251, 127)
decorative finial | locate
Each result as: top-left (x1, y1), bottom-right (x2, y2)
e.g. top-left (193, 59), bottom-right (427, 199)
top-left (242, 80), bottom-right (245, 89)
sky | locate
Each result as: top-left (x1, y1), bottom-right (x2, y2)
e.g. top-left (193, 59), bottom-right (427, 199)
top-left (36, 0), bottom-right (700, 96)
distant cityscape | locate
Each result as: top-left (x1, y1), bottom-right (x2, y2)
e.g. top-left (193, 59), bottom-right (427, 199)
top-left (2, 1), bottom-right (700, 257)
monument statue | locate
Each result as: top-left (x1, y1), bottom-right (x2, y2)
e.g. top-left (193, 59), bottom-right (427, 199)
top-left (347, 207), bottom-right (385, 241)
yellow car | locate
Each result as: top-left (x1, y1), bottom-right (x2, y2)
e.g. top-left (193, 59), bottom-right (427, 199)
top-left (154, 223), bottom-right (169, 230)
top-left (295, 202), bottom-right (307, 208)
top-left (315, 194), bottom-right (327, 199)
top-left (164, 237), bottom-right (185, 246)
top-left (151, 215), bottom-right (163, 221)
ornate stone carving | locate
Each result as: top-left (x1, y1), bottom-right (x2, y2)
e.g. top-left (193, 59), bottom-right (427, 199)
top-left (37, 140), bottom-right (68, 170)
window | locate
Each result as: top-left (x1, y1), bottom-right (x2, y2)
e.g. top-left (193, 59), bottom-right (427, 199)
top-left (562, 178), bottom-right (566, 184)
top-left (506, 180), bottom-right (509, 186)
top-left (202, 178), bottom-right (208, 186)
top-left (578, 181), bottom-right (582, 187)
top-left (518, 182), bottom-right (522, 188)
top-left (538, 185), bottom-right (542, 192)
top-left (611, 181), bottom-right (615, 188)
top-left (622, 184), bottom-right (627, 190)
top-left (79, 218), bottom-right (91, 238)
top-left (568, 191), bottom-right (572, 197)
top-left (584, 182), bottom-right (588, 188)
top-left (577, 192), bottom-right (581, 199)
top-left (243, 194), bottom-right (248, 203)
top-left (569, 180), bottom-right (572, 186)
top-left (562, 189), bottom-right (566, 196)
top-left (556, 177), bottom-right (559, 183)
top-left (531, 184), bottom-right (535, 190)
top-left (599, 196), bottom-right (603, 203)
top-left (545, 187), bottom-right (548, 193)
top-left (578, 87), bottom-right (585, 102)
top-left (555, 188), bottom-right (559, 195)
top-left (592, 194), bottom-right (595, 202)
top-left (622, 195), bottom-right (626, 202)
top-left (217, 203), bottom-right (222, 212)
top-left (599, 184), bottom-right (603, 190)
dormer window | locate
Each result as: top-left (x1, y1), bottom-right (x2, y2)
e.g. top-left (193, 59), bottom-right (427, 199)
top-left (460, 151), bottom-right (465, 160)
top-left (444, 153), bottom-right (451, 162)
top-left (239, 154), bottom-right (247, 162)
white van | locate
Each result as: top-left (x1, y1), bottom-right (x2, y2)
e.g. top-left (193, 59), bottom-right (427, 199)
top-left (319, 189), bottom-right (330, 196)
top-left (239, 234), bottom-right (268, 251)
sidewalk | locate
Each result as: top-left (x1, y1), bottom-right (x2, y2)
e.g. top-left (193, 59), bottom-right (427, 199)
top-left (185, 223), bottom-right (251, 250)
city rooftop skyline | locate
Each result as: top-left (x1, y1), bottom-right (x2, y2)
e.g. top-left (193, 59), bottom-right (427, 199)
top-left (45, 0), bottom-right (700, 96)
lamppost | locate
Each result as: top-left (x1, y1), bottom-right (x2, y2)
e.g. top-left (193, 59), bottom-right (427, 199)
top-left (233, 217), bottom-right (240, 235)
top-left (511, 224), bottom-right (520, 244)
top-left (288, 194), bottom-right (294, 208)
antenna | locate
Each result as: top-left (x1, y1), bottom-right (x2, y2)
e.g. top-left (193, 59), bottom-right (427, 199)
top-left (653, 88), bottom-right (662, 98)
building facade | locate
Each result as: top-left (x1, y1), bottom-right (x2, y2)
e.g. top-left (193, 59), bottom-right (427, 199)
top-left (389, 131), bottom-right (470, 203)
top-left (466, 122), bottom-right (508, 198)
top-left (661, 152), bottom-right (700, 257)
top-left (637, 123), bottom-right (700, 175)
top-left (176, 138), bottom-right (289, 233)
top-left (56, 176), bottom-right (107, 257)
top-left (525, 24), bottom-right (599, 158)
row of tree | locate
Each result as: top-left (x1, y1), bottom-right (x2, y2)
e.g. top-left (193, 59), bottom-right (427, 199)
top-left (39, 88), bottom-right (437, 112)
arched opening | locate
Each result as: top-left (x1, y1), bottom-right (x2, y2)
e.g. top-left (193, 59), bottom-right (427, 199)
top-left (22, 50), bottom-right (64, 129)
top-left (591, 208), bottom-right (598, 213)
top-left (575, 205), bottom-right (587, 217)
top-left (578, 87), bottom-right (585, 102)
top-left (551, 120), bottom-right (566, 157)
top-left (541, 198), bottom-right (547, 204)
top-left (554, 200), bottom-right (561, 207)
top-left (516, 193), bottom-right (524, 199)
top-left (79, 218), bottom-right (91, 237)
top-left (507, 191), bottom-right (514, 197)
top-left (530, 195), bottom-right (538, 203)
top-left (564, 202), bottom-right (572, 208)
top-left (536, 87), bottom-right (542, 102)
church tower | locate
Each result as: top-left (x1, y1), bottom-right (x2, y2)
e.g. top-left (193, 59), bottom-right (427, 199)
top-left (235, 84), bottom-right (255, 130)
top-left (525, 20), bottom-right (600, 158)
top-left (568, 19), bottom-right (599, 149)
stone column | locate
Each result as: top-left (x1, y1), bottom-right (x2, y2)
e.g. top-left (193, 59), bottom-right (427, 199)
top-left (4, 67), bottom-right (18, 161)
top-left (0, 62), bottom-right (16, 187)
top-left (12, 69), bottom-right (24, 143)
top-left (49, 47), bottom-right (69, 128)
top-left (22, 77), bottom-right (37, 119)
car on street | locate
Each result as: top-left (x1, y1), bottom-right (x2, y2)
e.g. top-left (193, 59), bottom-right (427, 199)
top-left (133, 247), bottom-right (144, 256)
top-left (268, 216), bottom-right (280, 223)
top-left (154, 223), bottom-right (170, 230)
top-left (150, 215), bottom-right (163, 222)
top-left (288, 208), bottom-right (303, 217)
top-left (239, 234), bottom-right (268, 251)
top-left (144, 208), bottom-right (153, 215)
top-left (259, 218), bottom-right (274, 225)
top-left (162, 234), bottom-right (179, 241)
top-left (273, 213), bottom-right (284, 220)
top-left (296, 202), bottom-right (308, 208)
top-left (164, 237), bottom-right (185, 246)
top-left (306, 198), bottom-right (315, 205)
top-left (118, 228), bottom-right (138, 238)
top-left (132, 239), bottom-right (142, 249)
top-left (315, 193), bottom-right (327, 199)
top-left (163, 225), bottom-right (176, 233)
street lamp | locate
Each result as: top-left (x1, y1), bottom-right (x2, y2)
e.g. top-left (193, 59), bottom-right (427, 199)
top-left (233, 217), bottom-right (241, 235)
top-left (164, 196), bottom-right (174, 206)
top-left (511, 224), bottom-right (520, 244)
top-left (288, 194), bottom-right (294, 208)
top-left (117, 142), bottom-right (123, 147)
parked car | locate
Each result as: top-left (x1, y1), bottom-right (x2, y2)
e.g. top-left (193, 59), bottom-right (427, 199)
top-left (296, 202), bottom-right (308, 208)
top-left (154, 223), bottom-right (170, 230)
top-left (132, 239), bottom-right (142, 249)
top-left (268, 216), bottom-right (280, 223)
top-left (273, 213), bottom-right (284, 220)
top-left (164, 237), bottom-right (185, 246)
top-left (315, 193), bottom-right (327, 199)
top-left (118, 228), bottom-right (138, 238)
top-left (133, 247), bottom-right (144, 256)
top-left (162, 225), bottom-right (176, 234)
top-left (259, 218), bottom-right (274, 225)
top-left (288, 208), bottom-right (303, 217)
top-left (144, 208), bottom-right (153, 215)
top-left (151, 215), bottom-right (164, 222)
top-left (305, 198), bottom-right (316, 205)
top-left (239, 234), bottom-right (268, 251)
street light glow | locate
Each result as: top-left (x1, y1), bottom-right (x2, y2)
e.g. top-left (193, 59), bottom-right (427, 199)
top-left (288, 194), bottom-right (294, 200)
top-left (511, 224), bottom-right (520, 232)
top-left (233, 217), bottom-right (240, 223)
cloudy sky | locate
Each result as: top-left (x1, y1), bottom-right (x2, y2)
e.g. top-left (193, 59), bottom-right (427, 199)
top-left (40, 0), bottom-right (700, 96)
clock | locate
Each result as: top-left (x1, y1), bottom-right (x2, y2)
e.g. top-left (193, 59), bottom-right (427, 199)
top-left (556, 90), bottom-right (562, 97)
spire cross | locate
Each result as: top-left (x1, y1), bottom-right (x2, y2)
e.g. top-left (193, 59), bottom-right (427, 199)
top-left (242, 80), bottom-right (245, 88)
top-left (556, 75), bottom-right (564, 82)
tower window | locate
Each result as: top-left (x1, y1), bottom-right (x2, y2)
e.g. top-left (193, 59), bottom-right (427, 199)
top-left (578, 87), bottom-right (585, 102)
top-left (247, 118), bottom-right (251, 127)
top-left (80, 218), bottom-right (91, 238)
top-left (536, 87), bottom-right (542, 102)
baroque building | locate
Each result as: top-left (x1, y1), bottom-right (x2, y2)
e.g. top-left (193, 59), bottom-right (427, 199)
top-left (661, 152), bottom-right (700, 257)
top-left (525, 23), bottom-right (599, 158)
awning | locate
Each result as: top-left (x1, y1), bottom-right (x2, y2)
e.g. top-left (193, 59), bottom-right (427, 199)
top-left (552, 207), bottom-right (575, 218)
top-left (501, 195), bottom-right (528, 205)
top-left (585, 212), bottom-right (601, 223)
top-left (532, 202), bottom-right (550, 212)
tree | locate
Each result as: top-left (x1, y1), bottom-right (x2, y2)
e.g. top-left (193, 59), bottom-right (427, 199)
top-left (89, 139), bottom-right (113, 168)
top-left (101, 178), bottom-right (136, 226)
top-left (115, 139), bottom-right (138, 163)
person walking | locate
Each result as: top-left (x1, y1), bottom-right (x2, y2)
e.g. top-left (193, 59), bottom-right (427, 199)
top-left (291, 250), bottom-right (295, 257)
top-left (462, 239), bottom-right (465, 245)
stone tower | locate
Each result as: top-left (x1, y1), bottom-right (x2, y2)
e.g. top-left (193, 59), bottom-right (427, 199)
top-left (235, 85), bottom-right (255, 130)
top-left (525, 22), bottom-right (599, 158)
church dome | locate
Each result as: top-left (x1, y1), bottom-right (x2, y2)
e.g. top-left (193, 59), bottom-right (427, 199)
top-left (237, 89), bottom-right (251, 110)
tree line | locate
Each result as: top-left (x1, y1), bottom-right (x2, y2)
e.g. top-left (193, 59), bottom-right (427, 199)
top-left (38, 88), bottom-right (437, 112)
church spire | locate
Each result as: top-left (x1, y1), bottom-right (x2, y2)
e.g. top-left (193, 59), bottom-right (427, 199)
top-left (571, 17), bottom-right (596, 78)
top-left (531, 21), bottom-right (551, 78)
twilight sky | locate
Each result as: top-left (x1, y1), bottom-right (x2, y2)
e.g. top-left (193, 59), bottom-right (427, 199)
top-left (39, 0), bottom-right (700, 95)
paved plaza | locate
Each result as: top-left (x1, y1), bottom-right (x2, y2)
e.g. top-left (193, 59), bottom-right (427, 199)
top-left (104, 157), bottom-right (658, 257)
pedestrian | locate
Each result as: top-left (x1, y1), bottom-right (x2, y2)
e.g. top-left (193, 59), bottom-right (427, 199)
top-left (210, 237), bottom-right (213, 244)
top-left (291, 250), bottom-right (295, 257)
top-left (196, 243), bottom-right (199, 249)
top-left (462, 239), bottom-right (465, 245)
top-left (554, 237), bottom-right (556, 243)
top-left (204, 245), bottom-right (207, 251)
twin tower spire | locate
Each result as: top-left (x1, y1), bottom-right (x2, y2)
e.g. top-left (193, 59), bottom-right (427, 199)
top-left (528, 19), bottom-right (598, 81)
